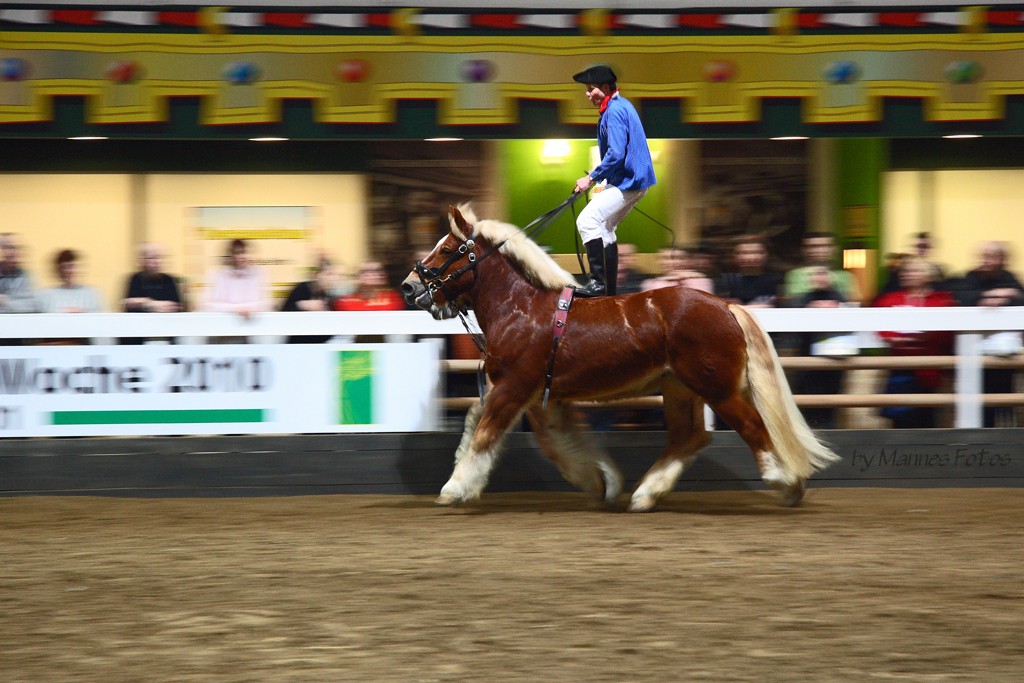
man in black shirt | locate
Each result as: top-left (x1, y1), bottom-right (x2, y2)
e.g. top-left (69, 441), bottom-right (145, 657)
top-left (121, 242), bottom-right (183, 344)
top-left (123, 242), bottom-right (183, 313)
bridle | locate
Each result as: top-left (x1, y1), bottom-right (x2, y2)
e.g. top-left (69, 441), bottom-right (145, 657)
top-left (413, 234), bottom-right (480, 306)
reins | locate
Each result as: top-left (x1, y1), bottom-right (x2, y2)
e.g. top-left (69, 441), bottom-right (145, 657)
top-left (414, 191), bottom-right (582, 314)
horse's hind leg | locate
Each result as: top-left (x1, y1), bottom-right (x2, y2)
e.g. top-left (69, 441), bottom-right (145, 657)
top-left (629, 379), bottom-right (711, 512)
top-left (437, 387), bottom-right (526, 506)
top-left (526, 403), bottom-right (623, 506)
top-left (710, 391), bottom-right (805, 506)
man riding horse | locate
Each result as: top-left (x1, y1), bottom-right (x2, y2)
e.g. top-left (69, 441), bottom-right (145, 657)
top-left (572, 64), bottom-right (657, 298)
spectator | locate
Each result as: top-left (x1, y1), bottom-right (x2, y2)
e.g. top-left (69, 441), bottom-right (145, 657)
top-left (1, 232), bottom-right (38, 315)
top-left (783, 231), bottom-right (860, 304)
top-left (333, 260), bottom-right (405, 312)
top-left (642, 246), bottom-right (714, 293)
top-left (877, 252), bottom-right (909, 297)
top-left (38, 249), bottom-right (103, 314)
top-left (201, 238), bottom-right (271, 319)
top-left (789, 265), bottom-right (847, 429)
top-left (123, 242), bottom-right (182, 313)
top-left (334, 260), bottom-right (405, 344)
top-left (954, 241), bottom-right (1024, 427)
top-left (616, 242), bottom-right (647, 295)
top-left (954, 241), bottom-right (1024, 308)
top-left (716, 235), bottom-right (781, 308)
top-left (874, 257), bottom-right (955, 429)
top-left (691, 239), bottom-right (720, 282)
top-left (281, 258), bottom-right (342, 344)
top-left (880, 232), bottom-right (946, 297)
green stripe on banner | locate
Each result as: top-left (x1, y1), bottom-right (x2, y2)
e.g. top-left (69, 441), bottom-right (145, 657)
top-left (340, 350), bottom-right (374, 425)
top-left (51, 409), bottom-right (266, 425)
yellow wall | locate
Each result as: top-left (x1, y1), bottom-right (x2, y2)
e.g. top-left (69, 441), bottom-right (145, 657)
top-left (1, 174), bottom-right (133, 310)
top-left (1, 172), bottom-right (368, 310)
top-left (884, 169), bottom-right (1024, 276)
top-left (143, 173), bottom-right (368, 302)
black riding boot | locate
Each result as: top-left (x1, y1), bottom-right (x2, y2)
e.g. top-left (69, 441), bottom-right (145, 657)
top-left (604, 242), bottom-right (618, 296)
top-left (575, 239), bottom-right (607, 297)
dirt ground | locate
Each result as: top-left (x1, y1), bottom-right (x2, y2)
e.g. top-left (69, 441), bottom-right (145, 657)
top-left (1, 488), bottom-right (1022, 682)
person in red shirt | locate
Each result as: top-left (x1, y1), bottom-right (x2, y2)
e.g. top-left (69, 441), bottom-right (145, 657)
top-left (874, 257), bottom-right (955, 428)
top-left (333, 260), bottom-right (404, 312)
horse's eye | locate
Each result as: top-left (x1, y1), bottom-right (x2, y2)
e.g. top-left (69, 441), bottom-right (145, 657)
top-left (440, 247), bottom-right (452, 255)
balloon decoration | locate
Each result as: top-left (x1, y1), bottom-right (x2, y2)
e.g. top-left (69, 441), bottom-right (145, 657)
top-left (222, 61), bottom-right (260, 85)
top-left (336, 59), bottom-right (370, 83)
top-left (105, 60), bottom-right (142, 84)
top-left (0, 58), bottom-right (29, 82)
top-left (703, 60), bottom-right (737, 83)
top-left (824, 60), bottom-right (861, 84)
top-left (944, 60), bottom-right (983, 85)
top-left (460, 59), bottom-right (495, 83)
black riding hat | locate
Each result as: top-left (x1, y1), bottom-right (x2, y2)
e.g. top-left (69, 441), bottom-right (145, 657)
top-left (572, 65), bottom-right (617, 86)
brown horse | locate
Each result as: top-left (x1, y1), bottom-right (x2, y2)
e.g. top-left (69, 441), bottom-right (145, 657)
top-left (402, 205), bottom-right (839, 511)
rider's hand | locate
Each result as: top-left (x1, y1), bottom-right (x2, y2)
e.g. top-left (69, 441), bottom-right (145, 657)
top-left (575, 175), bottom-right (593, 194)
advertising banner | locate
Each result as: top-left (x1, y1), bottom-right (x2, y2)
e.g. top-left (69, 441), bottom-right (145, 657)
top-left (0, 342), bottom-right (442, 437)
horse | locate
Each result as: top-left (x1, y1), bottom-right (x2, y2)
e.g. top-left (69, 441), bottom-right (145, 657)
top-left (401, 205), bottom-right (839, 512)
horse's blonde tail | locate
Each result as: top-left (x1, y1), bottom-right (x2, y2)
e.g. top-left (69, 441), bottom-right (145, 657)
top-left (729, 304), bottom-right (840, 482)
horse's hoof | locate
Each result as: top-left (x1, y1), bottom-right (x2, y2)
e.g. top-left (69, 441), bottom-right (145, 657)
top-left (780, 481), bottom-right (807, 507)
top-left (435, 493), bottom-right (460, 506)
top-left (628, 495), bottom-right (657, 513)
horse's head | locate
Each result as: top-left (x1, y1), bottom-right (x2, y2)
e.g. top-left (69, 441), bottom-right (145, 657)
top-left (401, 205), bottom-right (480, 320)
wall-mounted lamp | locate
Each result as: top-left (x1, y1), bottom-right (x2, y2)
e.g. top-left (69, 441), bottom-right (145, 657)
top-left (843, 248), bottom-right (867, 269)
top-left (540, 139), bottom-right (572, 164)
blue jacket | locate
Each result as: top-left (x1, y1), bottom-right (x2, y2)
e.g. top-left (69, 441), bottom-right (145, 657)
top-left (589, 93), bottom-right (657, 192)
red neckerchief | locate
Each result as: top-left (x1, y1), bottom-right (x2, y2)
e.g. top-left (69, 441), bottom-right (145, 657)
top-left (598, 89), bottom-right (619, 114)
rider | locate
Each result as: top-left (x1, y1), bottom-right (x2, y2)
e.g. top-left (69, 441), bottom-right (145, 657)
top-left (572, 64), bottom-right (657, 297)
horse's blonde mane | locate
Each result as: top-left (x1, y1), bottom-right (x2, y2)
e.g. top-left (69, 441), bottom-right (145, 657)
top-left (450, 204), bottom-right (576, 291)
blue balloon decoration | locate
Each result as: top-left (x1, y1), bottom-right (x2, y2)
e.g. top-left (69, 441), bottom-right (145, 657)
top-left (824, 60), bottom-right (860, 85)
top-left (0, 58), bottom-right (29, 82)
top-left (222, 61), bottom-right (260, 85)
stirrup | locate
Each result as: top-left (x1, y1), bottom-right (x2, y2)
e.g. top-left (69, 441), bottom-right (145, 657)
top-left (574, 279), bottom-right (607, 298)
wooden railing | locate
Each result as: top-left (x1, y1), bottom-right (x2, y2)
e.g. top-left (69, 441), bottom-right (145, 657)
top-left (439, 357), bottom-right (1024, 411)
top-left (2, 307), bottom-right (1023, 427)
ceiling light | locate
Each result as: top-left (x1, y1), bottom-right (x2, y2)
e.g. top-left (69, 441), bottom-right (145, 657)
top-left (770, 136), bottom-right (809, 141)
top-left (941, 134), bottom-right (982, 139)
top-left (249, 137), bottom-right (288, 142)
top-left (425, 137), bottom-right (463, 142)
top-left (68, 136), bottom-right (109, 141)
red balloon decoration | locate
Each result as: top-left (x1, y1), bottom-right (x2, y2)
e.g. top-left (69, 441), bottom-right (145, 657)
top-left (336, 59), bottom-right (371, 83)
top-left (703, 60), bottom-right (737, 83)
top-left (105, 60), bottom-right (141, 84)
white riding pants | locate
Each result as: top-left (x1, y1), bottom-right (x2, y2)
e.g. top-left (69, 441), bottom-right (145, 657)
top-left (576, 185), bottom-right (649, 246)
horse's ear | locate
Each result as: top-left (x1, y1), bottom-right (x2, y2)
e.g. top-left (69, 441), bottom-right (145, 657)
top-left (449, 205), bottom-right (471, 237)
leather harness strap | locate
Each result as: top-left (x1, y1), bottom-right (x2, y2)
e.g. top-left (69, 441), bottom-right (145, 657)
top-left (542, 286), bottom-right (576, 408)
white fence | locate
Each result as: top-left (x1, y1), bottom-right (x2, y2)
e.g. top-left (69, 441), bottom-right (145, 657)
top-left (3, 307), bottom-right (1024, 429)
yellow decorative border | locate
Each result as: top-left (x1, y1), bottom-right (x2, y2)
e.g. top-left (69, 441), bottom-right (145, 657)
top-left (3, 32), bottom-right (1024, 126)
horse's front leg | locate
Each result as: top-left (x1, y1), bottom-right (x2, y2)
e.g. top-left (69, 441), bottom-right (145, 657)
top-left (437, 386), bottom-right (529, 506)
top-left (453, 401), bottom-right (484, 465)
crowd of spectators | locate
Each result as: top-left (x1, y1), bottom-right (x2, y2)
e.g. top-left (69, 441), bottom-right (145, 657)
top-left (606, 231), bottom-right (1024, 429)
top-left (3, 229), bottom-right (1023, 428)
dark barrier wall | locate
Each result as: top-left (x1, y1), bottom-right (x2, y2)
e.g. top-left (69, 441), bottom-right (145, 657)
top-left (1, 429), bottom-right (1021, 497)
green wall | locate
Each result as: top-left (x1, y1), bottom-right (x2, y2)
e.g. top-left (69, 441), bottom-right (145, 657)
top-left (499, 139), bottom-right (673, 254)
top-left (834, 138), bottom-right (886, 252)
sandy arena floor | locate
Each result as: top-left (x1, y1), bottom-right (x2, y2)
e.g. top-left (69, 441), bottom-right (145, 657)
top-left (1, 488), bottom-right (1022, 682)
